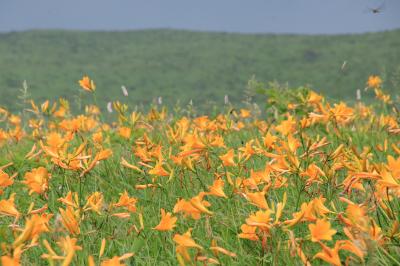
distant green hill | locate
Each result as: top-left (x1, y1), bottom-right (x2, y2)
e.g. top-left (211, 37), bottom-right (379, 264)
top-left (0, 29), bottom-right (399, 111)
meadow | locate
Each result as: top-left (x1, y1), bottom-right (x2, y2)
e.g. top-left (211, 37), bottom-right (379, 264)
top-left (0, 29), bottom-right (399, 111)
top-left (0, 74), bottom-right (400, 265)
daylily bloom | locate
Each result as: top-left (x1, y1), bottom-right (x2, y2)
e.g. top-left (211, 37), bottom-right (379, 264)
top-left (80, 149), bottom-right (113, 177)
top-left (239, 140), bottom-right (256, 161)
top-left (366, 75), bottom-right (382, 88)
top-left (173, 229), bottom-right (203, 249)
top-left (59, 206), bottom-right (81, 235)
top-left (309, 219), bottom-right (336, 242)
top-left (0, 193), bottom-right (20, 217)
top-left (113, 191), bottom-right (138, 213)
top-left (300, 164), bottom-right (325, 186)
top-left (174, 198), bottom-right (205, 220)
top-left (308, 91), bottom-right (323, 105)
top-left (1, 245), bottom-right (22, 266)
top-left (84, 192), bottom-right (104, 214)
top-left (314, 240), bottom-right (363, 266)
top-left (285, 197), bottom-right (331, 226)
top-left (118, 126), bottom-right (131, 139)
top-left (189, 193), bottom-right (213, 215)
top-left (79, 75), bottom-right (96, 92)
top-left (42, 236), bottom-right (82, 266)
top-left (173, 229), bottom-right (203, 264)
top-left (13, 214), bottom-right (52, 248)
top-left (23, 167), bottom-right (51, 195)
top-left (219, 149), bottom-right (235, 167)
top-left (263, 132), bottom-right (278, 149)
top-left (275, 115), bottom-right (296, 135)
top-left (207, 179), bottom-right (227, 198)
top-left (245, 191), bottom-right (269, 209)
top-left (149, 160), bottom-right (170, 177)
top-left (0, 170), bottom-right (14, 195)
top-left (92, 131), bottom-right (103, 144)
top-left (153, 209), bottom-right (177, 231)
top-left (58, 192), bottom-right (80, 208)
top-left (245, 210), bottom-right (273, 231)
top-left (313, 242), bottom-right (341, 266)
top-left (100, 253), bottom-right (134, 266)
top-left (238, 224), bottom-right (259, 241)
top-left (240, 109), bottom-right (251, 118)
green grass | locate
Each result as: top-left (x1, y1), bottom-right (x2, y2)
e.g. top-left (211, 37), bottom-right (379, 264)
top-left (1, 86), bottom-right (400, 264)
top-left (0, 30), bottom-right (400, 264)
top-left (0, 29), bottom-right (399, 112)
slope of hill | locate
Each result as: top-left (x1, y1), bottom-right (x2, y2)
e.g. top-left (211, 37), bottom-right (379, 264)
top-left (0, 29), bottom-right (399, 111)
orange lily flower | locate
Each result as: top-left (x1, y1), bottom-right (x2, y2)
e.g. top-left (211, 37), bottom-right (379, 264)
top-left (378, 169), bottom-right (400, 189)
top-left (245, 210), bottom-right (273, 231)
top-left (100, 253), bottom-right (134, 266)
top-left (313, 242), bottom-right (341, 266)
top-left (0, 170), bottom-right (14, 194)
top-left (84, 192), bottom-right (104, 214)
top-left (207, 179), bottom-right (227, 198)
top-left (300, 163), bottom-right (325, 186)
top-left (209, 135), bottom-right (225, 148)
top-left (113, 191), bottom-right (138, 213)
top-left (79, 75), bottom-right (96, 92)
top-left (1, 245), bottom-right (22, 266)
top-left (314, 240), bottom-right (364, 266)
top-left (189, 193), bottom-right (213, 215)
top-left (118, 126), bottom-right (131, 139)
top-left (308, 91), bottom-right (323, 105)
top-left (309, 219), bottom-right (336, 242)
top-left (174, 198), bottom-right (204, 220)
top-left (92, 131), bottom-right (103, 144)
top-left (239, 140), bottom-right (256, 161)
top-left (238, 224), bottom-right (259, 241)
top-left (240, 109), bottom-right (251, 118)
top-left (245, 191), bottom-right (269, 209)
top-left (263, 132), bottom-right (277, 149)
top-left (59, 206), bottom-right (81, 235)
top-left (0, 193), bottom-right (20, 218)
top-left (42, 236), bottom-right (82, 266)
top-left (173, 229), bottom-right (203, 249)
top-left (153, 208), bottom-right (178, 231)
top-left (148, 160), bottom-right (170, 177)
top-left (58, 192), bottom-right (80, 208)
top-left (23, 167), bottom-right (51, 195)
top-left (13, 214), bottom-right (52, 248)
top-left (275, 115), bottom-right (296, 135)
top-left (80, 149), bottom-right (113, 177)
top-left (366, 75), bottom-right (382, 88)
top-left (219, 149), bottom-right (235, 167)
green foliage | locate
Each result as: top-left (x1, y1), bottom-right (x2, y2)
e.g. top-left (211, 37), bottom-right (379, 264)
top-left (0, 29), bottom-right (399, 112)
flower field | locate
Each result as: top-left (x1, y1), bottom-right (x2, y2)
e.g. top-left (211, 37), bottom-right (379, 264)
top-left (0, 75), bottom-right (399, 265)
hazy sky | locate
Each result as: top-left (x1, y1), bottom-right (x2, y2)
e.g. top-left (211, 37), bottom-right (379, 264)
top-left (0, 0), bottom-right (399, 34)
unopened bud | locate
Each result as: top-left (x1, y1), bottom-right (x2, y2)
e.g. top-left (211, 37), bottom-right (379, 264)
top-left (121, 86), bottom-right (128, 96)
top-left (356, 89), bottom-right (361, 101)
top-left (107, 102), bottom-right (113, 113)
